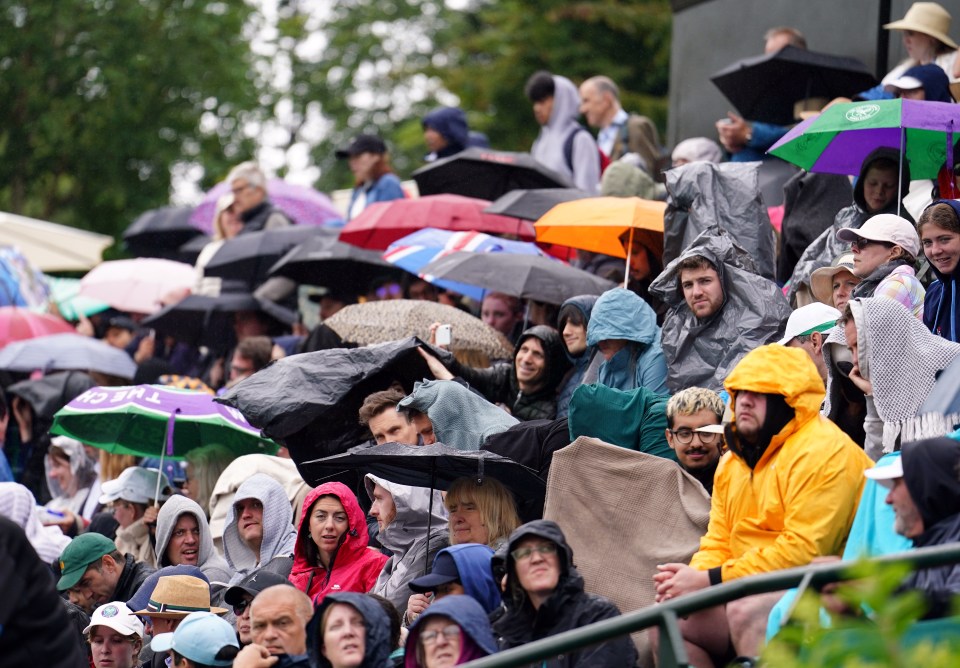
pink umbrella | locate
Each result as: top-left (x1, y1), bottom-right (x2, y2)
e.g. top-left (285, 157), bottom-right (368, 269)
top-left (0, 307), bottom-right (75, 346)
top-left (189, 178), bottom-right (342, 233)
top-left (79, 258), bottom-right (197, 314)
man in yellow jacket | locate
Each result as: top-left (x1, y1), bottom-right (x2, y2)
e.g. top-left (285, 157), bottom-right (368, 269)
top-left (652, 344), bottom-right (873, 667)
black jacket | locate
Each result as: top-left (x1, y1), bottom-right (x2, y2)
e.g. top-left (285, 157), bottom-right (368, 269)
top-left (493, 520), bottom-right (637, 668)
top-left (240, 200), bottom-right (293, 233)
top-left (114, 554), bottom-right (157, 603)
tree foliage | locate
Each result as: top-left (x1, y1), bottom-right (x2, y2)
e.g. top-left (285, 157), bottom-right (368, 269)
top-left (0, 0), bottom-right (258, 240)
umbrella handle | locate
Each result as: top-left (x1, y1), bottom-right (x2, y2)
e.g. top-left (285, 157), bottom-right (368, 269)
top-left (425, 464), bottom-right (436, 575)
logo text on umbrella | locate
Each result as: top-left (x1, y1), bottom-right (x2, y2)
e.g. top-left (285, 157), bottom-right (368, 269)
top-left (845, 104), bottom-right (881, 123)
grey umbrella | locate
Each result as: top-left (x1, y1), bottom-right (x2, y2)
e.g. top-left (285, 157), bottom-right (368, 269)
top-left (0, 334), bottom-right (137, 379)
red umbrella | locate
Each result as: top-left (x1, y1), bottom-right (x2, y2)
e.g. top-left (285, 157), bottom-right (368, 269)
top-left (338, 194), bottom-right (534, 251)
top-left (0, 307), bottom-right (75, 346)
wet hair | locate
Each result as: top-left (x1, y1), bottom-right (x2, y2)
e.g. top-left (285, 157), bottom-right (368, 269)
top-left (666, 388), bottom-right (725, 429)
top-left (444, 477), bottom-right (521, 547)
top-left (557, 304), bottom-right (586, 332)
top-left (235, 336), bottom-right (273, 373)
top-left (764, 26), bottom-right (807, 49)
top-left (366, 593), bottom-right (402, 650)
top-left (524, 71), bottom-right (555, 103)
top-left (918, 202), bottom-right (960, 236)
top-left (358, 388), bottom-right (409, 427)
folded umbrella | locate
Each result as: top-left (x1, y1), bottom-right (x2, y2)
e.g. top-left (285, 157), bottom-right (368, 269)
top-left (267, 233), bottom-right (402, 292)
top-left (711, 45), bottom-right (877, 126)
top-left (484, 188), bottom-right (591, 221)
top-left (189, 178), bottom-right (342, 233)
top-left (339, 194), bottom-right (533, 251)
top-left (0, 307), bottom-right (75, 346)
top-left (412, 147), bottom-right (572, 200)
top-left (123, 207), bottom-right (206, 259)
top-left (79, 258), bottom-right (197, 314)
top-left (7, 371), bottom-right (95, 421)
top-left (419, 251), bottom-right (616, 305)
top-left (0, 333), bottom-right (137, 379)
top-left (202, 226), bottom-right (329, 286)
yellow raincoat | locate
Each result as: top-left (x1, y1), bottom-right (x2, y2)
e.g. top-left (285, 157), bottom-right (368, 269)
top-left (690, 345), bottom-right (873, 581)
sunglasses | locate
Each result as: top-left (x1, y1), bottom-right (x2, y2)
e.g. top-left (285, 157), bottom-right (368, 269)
top-left (851, 237), bottom-right (893, 251)
top-left (232, 598), bottom-right (252, 616)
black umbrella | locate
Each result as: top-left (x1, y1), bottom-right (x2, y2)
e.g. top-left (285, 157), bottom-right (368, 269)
top-left (7, 371), bottom-right (95, 420)
top-left (123, 207), bottom-right (205, 260)
top-left (710, 45), bottom-right (878, 126)
top-left (412, 147), bottom-right (572, 201)
top-left (419, 251), bottom-right (616, 305)
top-left (203, 226), bottom-right (330, 284)
top-left (178, 234), bottom-right (213, 264)
top-left (141, 292), bottom-right (296, 351)
top-left (267, 233), bottom-right (403, 292)
top-left (216, 337), bottom-right (450, 464)
top-left (484, 188), bottom-right (591, 221)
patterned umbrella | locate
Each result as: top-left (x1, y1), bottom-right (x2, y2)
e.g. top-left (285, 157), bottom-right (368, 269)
top-left (0, 246), bottom-right (51, 308)
top-left (189, 179), bottom-right (342, 233)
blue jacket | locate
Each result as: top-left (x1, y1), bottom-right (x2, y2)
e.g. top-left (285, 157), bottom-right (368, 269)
top-left (556, 295), bottom-right (600, 418)
top-left (925, 274), bottom-right (960, 342)
top-left (729, 121), bottom-right (789, 162)
top-left (405, 595), bottom-right (498, 666)
top-left (586, 288), bottom-right (668, 394)
top-left (346, 173), bottom-right (405, 221)
top-left (440, 543), bottom-right (501, 614)
top-left (422, 107), bottom-right (469, 159)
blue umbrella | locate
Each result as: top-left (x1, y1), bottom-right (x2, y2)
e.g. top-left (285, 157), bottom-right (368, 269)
top-left (383, 227), bottom-right (548, 299)
top-left (0, 333), bottom-right (138, 379)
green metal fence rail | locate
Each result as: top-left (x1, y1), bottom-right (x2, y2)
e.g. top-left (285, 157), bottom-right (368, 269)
top-left (461, 543), bottom-right (960, 668)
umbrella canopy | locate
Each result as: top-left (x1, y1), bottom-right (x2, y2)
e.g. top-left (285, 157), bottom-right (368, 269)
top-left (51, 385), bottom-right (278, 459)
top-left (267, 233), bottom-right (402, 292)
top-left (534, 196), bottom-right (666, 259)
top-left (412, 147), bottom-right (572, 201)
top-left (419, 251), bottom-right (616, 305)
top-left (0, 307), bottom-right (75, 346)
top-left (0, 333), bottom-right (137, 379)
top-left (338, 194), bottom-right (533, 251)
top-left (189, 178), bottom-right (342, 233)
top-left (768, 99), bottom-right (960, 179)
top-left (178, 234), bottom-right (213, 264)
top-left (7, 371), bottom-right (95, 420)
top-left (79, 258), bottom-right (196, 314)
top-left (299, 441), bottom-right (545, 503)
top-left (45, 277), bottom-right (110, 321)
top-left (484, 188), bottom-right (592, 221)
top-left (0, 211), bottom-right (113, 271)
top-left (0, 246), bottom-right (51, 308)
top-left (203, 226), bottom-right (331, 283)
top-left (141, 292), bottom-right (296, 351)
top-left (216, 337), bottom-right (445, 463)
top-left (383, 228), bottom-right (549, 300)
top-left (324, 300), bottom-right (513, 361)
top-left (711, 45), bottom-right (877, 126)
top-left (123, 207), bottom-right (206, 259)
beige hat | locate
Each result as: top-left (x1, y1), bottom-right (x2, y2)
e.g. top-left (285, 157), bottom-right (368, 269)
top-left (884, 2), bottom-right (957, 50)
top-left (810, 253), bottom-right (858, 306)
top-left (134, 575), bottom-right (228, 620)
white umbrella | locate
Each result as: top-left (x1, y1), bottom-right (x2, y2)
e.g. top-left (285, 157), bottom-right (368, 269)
top-left (79, 258), bottom-right (196, 314)
top-left (0, 211), bottom-right (113, 271)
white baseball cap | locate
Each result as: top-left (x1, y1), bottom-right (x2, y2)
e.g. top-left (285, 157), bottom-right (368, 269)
top-left (778, 303), bottom-right (842, 345)
top-left (83, 601), bottom-right (144, 638)
top-left (836, 214), bottom-right (921, 258)
top-left (863, 455), bottom-right (904, 488)
top-left (99, 466), bottom-right (171, 505)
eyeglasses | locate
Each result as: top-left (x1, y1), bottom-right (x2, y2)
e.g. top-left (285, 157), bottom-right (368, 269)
top-left (668, 428), bottom-right (721, 445)
top-left (232, 597), bottom-right (253, 616)
top-left (511, 543), bottom-right (557, 562)
top-left (375, 283), bottom-right (403, 299)
top-left (230, 183), bottom-right (254, 195)
top-left (420, 624), bottom-right (461, 646)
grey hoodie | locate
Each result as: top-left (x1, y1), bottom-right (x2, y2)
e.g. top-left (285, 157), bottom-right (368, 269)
top-left (530, 74), bottom-right (600, 194)
top-left (364, 474), bottom-right (449, 614)
top-left (223, 473), bottom-right (297, 584)
top-left (154, 495), bottom-right (232, 586)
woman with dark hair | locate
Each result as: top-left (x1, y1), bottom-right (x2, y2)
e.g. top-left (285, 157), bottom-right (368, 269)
top-left (555, 295), bottom-right (600, 418)
top-left (404, 595), bottom-right (498, 668)
top-left (289, 482), bottom-right (388, 602)
top-left (309, 591), bottom-right (394, 668)
top-left (336, 134), bottom-right (405, 222)
top-left (919, 200), bottom-right (960, 340)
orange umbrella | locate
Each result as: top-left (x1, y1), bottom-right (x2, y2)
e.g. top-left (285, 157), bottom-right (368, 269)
top-left (534, 196), bottom-right (667, 287)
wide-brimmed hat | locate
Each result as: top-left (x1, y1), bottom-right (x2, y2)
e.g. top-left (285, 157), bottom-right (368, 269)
top-left (837, 213), bottom-right (922, 258)
top-left (884, 2), bottom-right (957, 50)
top-left (810, 253), bottom-right (858, 306)
top-left (134, 575), bottom-right (228, 619)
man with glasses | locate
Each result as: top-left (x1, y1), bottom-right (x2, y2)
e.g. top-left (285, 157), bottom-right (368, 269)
top-left (226, 161), bottom-right (293, 235)
top-left (223, 572), bottom-right (294, 646)
top-left (664, 387), bottom-right (726, 494)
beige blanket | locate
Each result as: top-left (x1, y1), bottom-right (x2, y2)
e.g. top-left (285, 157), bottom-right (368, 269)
top-left (544, 436), bottom-right (711, 667)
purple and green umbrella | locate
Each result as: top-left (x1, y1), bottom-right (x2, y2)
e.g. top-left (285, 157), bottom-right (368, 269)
top-left (768, 99), bottom-right (960, 179)
top-left (51, 384), bottom-right (278, 460)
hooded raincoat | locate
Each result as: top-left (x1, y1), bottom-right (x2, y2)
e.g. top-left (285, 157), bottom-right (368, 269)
top-left (44, 436), bottom-right (99, 522)
top-left (289, 482), bottom-right (388, 602)
top-left (585, 288), bottom-right (668, 394)
top-left (648, 229), bottom-right (791, 393)
top-left (556, 295), bottom-right (600, 418)
top-left (0, 482), bottom-right (72, 564)
top-left (365, 474), bottom-right (449, 614)
top-left (308, 591), bottom-right (394, 668)
top-left (154, 495), bottom-right (231, 586)
top-left (405, 595), bottom-right (498, 667)
top-left (689, 345), bottom-right (873, 582)
top-left (493, 520), bottom-right (637, 668)
top-left (422, 107), bottom-right (469, 160)
top-left (223, 473), bottom-right (298, 584)
top-left (429, 543), bottom-right (502, 615)
top-left (787, 147), bottom-right (913, 304)
top-left (530, 75), bottom-right (600, 194)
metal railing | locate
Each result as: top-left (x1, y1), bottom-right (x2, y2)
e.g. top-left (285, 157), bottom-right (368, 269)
top-left (462, 543), bottom-right (960, 668)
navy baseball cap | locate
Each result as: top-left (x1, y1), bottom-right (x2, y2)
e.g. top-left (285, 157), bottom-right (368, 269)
top-left (409, 551), bottom-right (461, 593)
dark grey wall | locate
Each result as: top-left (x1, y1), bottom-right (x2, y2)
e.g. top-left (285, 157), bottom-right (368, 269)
top-left (666, 0), bottom-right (935, 148)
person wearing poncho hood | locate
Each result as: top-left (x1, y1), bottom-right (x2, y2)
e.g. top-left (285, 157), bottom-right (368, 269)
top-left (223, 473), bottom-right (298, 584)
top-left (555, 295), bottom-right (601, 418)
top-left (838, 297), bottom-right (960, 461)
top-left (154, 495), bottom-right (231, 587)
top-left (652, 344), bottom-right (873, 665)
top-left (404, 595), bottom-right (498, 667)
top-left (307, 591), bottom-right (394, 668)
top-left (365, 474), bottom-right (449, 615)
top-left (648, 229), bottom-right (791, 393)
